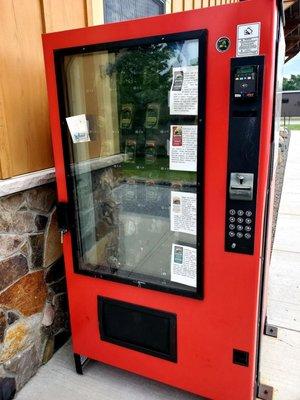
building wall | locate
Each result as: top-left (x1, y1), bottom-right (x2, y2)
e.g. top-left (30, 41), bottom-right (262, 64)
top-left (0, 0), bottom-right (91, 179)
top-left (0, 0), bottom-right (52, 179)
top-left (168, 0), bottom-right (239, 12)
top-left (282, 91), bottom-right (300, 117)
top-left (0, 184), bottom-right (69, 397)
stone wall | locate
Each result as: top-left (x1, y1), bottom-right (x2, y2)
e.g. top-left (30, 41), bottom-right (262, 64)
top-left (0, 184), bottom-right (70, 399)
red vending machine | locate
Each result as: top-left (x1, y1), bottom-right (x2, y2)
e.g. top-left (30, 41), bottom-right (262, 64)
top-left (43, 1), bottom-right (284, 398)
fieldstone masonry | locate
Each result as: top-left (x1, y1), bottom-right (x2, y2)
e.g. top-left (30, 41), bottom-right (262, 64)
top-left (0, 183), bottom-right (70, 397)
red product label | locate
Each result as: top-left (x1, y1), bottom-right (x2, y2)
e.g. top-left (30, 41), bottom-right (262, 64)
top-left (172, 126), bottom-right (182, 146)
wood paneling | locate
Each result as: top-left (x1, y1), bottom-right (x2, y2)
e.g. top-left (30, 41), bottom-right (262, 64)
top-left (86, 0), bottom-right (104, 25)
top-left (193, 0), bottom-right (202, 8)
top-left (171, 0), bottom-right (239, 11)
top-left (184, 0), bottom-right (193, 10)
top-left (165, 0), bottom-right (172, 13)
top-left (0, 0), bottom-right (53, 178)
top-left (172, 0), bottom-right (184, 12)
top-left (0, 0), bottom-right (92, 179)
top-left (0, 83), bottom-right (11, 178)
top-left (41, 0), bottom-right (88, 32)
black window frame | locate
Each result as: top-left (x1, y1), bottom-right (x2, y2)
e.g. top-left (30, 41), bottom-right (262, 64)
top-left (54, 28), bottom-right (207, 299)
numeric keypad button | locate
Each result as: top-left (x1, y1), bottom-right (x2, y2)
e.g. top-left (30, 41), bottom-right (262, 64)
top-left (237, 225), bottom-right (243, 231)
top-left (237, 232), bottom-right (243, 238)
top-left (245, 226), bottom-right (251, 232)
top-left (245, 210), bottom-right (252, 217)
top-left (237, 210), bottom-right (244, 216)
top-left (245, 218), bottom-right (252, 224)
top-left (229, 209), bottom-right (236, 216)
top-left (237, 217), bottom-right (244, 224)
top-left (229, 217), bottom-right (235, 223)
top-left (245, 233), bottom-right (251, 239)
top-left (229, 231), bottom-right (235, 237)
top-left (229, 224), bottom-right (235, 230)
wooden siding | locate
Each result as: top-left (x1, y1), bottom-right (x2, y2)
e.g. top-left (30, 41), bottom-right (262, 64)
top-left (169, 0), bottom-right (239, 12)
top-left (0, 0), bottom-right (95, 179)
top-left (0, 0), bottom-right (52, 179)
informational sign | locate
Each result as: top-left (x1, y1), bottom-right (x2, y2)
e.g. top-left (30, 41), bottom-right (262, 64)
top-left (66, 114), bottom-right (90, 143)
top-left (237, 23), bottom-right (261, 57)
top-left (170, 66), bottom-right (198, 115)
top-left (170, 191), bottom-right (196, 235)
top-left (169, 125), bottom-right (197, 171)
top-left (171, 244), bottom-right (197, 287)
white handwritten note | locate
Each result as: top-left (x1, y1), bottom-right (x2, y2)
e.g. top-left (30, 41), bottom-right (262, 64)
top-left (66, 114), bottom-right (90, 143)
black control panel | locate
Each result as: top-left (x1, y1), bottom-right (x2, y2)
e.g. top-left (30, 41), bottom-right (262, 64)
top-left (225, 56), bottom-right (264, 254)
top-left (233, 65), bottom-right (258, 100)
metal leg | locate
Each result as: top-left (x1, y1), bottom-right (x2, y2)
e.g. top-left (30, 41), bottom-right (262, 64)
top-left (74, 353), bottom-right (90, 375)
top-left (74, 353), bottom-right (84, 375)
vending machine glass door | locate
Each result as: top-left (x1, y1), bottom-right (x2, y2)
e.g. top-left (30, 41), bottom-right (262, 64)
top-left (55, 30), bottom-right (206, 298)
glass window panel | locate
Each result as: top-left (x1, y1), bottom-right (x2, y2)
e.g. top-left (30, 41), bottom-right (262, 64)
top-left (58, 33), bottom-right (203, 296)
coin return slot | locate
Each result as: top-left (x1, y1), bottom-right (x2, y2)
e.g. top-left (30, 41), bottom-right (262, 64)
top-left (229, 172), bottom-right (254, 201)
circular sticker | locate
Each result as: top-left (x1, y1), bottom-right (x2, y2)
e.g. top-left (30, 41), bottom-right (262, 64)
top-left (216, 37), bottom-right (231, 53)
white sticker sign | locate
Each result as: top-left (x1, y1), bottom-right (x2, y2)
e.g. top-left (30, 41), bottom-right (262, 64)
top-left (237, 23), bottom-right (261, 57)
top-left (171, 244), bottom-right (196, 288)
top-left (170, 66), bottom-right (198, 115)
top-left (66, 114), bottom-right (90, 143)
top-left (170, 191), bottom-right (196, 236)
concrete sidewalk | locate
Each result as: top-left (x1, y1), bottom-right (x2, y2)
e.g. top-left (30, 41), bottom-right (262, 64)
top-left (259, 131), bottom-right (300, 400)
top-left (15, 341), bottom-right (200, 400)
top-left (16, 132), bottom-right (300, 400)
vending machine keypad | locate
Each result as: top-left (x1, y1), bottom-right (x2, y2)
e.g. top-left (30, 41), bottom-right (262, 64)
top-left (227, 208), bottom-right (254, 249)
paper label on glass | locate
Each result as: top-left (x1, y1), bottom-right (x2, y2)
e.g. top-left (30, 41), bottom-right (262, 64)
top-left (170, 66), bottom-right (198, 115)
top-left (66, 114), bottom-right (90, 143)
top-left (237, 23), bottom-right (260, 57)
top-left (171, 244), bottom-right (196, 287)
top-left (170, 191), bottom-right (196, 235)
top-left (169, 125), bottom-right (197, 171)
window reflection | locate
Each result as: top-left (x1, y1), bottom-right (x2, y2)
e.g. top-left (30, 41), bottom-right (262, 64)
top-left (62, 38), bottom-right (199, 293)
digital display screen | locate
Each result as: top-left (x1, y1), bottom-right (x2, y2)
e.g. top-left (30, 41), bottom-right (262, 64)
top-left (237, 66), bottom-right (255, 74)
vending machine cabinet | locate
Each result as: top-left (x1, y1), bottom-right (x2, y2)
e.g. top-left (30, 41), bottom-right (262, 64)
top-left (43, 1), bottom-right (283, 398)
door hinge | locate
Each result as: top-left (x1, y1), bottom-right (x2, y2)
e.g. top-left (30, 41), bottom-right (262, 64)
top-left (257, 383), bottom-right (274, 400)
top-left (264, 318), bottom-right (278, 338)
top-left (56, 202), bottom-right (70, 242)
